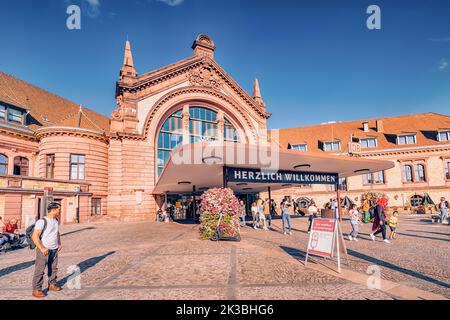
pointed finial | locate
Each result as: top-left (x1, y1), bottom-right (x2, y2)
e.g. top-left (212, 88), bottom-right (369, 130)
top-left (252, 78), bottom-right (266, 108)
top-left (120, 38), bottom-right (137, 79)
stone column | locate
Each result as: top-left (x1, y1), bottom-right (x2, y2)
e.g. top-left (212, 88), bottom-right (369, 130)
top-left (182, 104), bottom-right (190, 145)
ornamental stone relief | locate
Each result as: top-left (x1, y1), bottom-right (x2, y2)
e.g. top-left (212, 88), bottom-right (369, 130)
top-left (188, 63), bottom-right (222, 91)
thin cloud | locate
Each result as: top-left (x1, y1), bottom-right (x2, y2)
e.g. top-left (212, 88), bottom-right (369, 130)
top-left (157, 0), bottom-right (185, 7)
top-left (439, 58), bottom-right (448, 71)
top-left (83, 0), bottom-right (101, 18)
top-left (430, 37), bottom-right (450, 43)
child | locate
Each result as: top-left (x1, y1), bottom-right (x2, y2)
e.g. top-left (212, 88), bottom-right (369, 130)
top-left (348, 204), bottom-right (360, 241)
top-left (388, 211), bottom-right (398, 240)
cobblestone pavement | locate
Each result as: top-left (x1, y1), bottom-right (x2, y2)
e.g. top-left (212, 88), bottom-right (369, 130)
top-left (0, 214), bottom-right (448, 300)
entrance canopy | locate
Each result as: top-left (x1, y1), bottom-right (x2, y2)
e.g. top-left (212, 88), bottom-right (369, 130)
top-left (153, 142), bottom-right (394, 194)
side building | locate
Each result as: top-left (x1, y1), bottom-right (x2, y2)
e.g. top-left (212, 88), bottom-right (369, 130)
top-left (272, 113), bottom-right (450, 210)
top-left (0, 72), bottom-right (110, 227)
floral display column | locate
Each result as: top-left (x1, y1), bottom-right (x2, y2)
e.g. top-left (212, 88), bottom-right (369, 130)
top-left (199, 188), bottom-right (241, 241)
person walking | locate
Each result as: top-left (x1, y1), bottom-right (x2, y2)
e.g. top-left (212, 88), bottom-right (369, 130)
top-left (388, 211), bottom-right (399, 240)
top-left (257, 199), bottom-right (268, 231)
top-left (264, 198), bottom-right (271, 227)
top-left (438, 197), bottom-right (449, 224)
top-left (281, 197), bottom-right (292, 235)
top-left (369, 195), bottom-right (390, 243)
top-left (307, 201), bottom-right (319, 233)
top-left (331, 198), bottom-right (339, 219)
top-left (348, 204), bottom-right (360, 241)
top-left (31, 202), bottom-right (62, 298)
top-left (361, 195), bottom-right (371, 223)
top-left (251, 202), bottom-right (258, 229)
top-left (239, 200), bottom-right (246, 227)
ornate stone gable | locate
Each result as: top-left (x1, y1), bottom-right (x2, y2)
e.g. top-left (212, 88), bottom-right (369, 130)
top-left (188, 62), bottom-right (222, 91)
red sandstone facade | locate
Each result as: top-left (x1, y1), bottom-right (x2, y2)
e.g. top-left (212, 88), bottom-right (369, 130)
top-left (1, 34), bottom-right (449, 228)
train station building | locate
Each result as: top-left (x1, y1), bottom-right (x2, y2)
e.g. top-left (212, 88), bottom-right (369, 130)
top-left (0, 34), bottom-right (449, 226)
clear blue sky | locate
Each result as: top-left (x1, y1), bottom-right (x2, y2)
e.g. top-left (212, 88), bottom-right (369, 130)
top-left (0, 0), bottom-right (449, 129)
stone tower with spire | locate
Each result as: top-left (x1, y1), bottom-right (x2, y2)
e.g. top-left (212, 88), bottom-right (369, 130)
top-left (252, 78), bottom-right (266, 109)
top-left (111, 39), bottom-right (139, 133)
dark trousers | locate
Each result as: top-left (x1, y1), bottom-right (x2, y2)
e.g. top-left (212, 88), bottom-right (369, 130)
top-left (308, 214), bottom-right (317, 232)
top-left (373, 223), bottom-right (387, 240)
top-left (32, 249), bottom-right (59, 291)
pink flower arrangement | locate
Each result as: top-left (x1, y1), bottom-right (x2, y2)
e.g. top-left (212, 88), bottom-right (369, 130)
top-left (199, 188), bottom-right (241, 240)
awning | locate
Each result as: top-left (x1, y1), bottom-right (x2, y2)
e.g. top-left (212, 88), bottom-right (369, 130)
top-left (153, 142), bottom-right (395, 194)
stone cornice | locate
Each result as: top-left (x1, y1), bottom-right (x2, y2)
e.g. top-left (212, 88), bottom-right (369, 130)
top-left (35, 126), bottom-right (109, 144)
top-left (0, 126), bottom-right (38, 142)
top-left (358, 145), bottom-right (450, 157)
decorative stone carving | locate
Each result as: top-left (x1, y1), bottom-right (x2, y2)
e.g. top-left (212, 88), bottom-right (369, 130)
top-left (188, 63), bottom-right (222, 91)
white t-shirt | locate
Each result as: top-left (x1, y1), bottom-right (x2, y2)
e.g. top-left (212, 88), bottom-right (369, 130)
top-left (35, 217), bottom-right (60, 250)
top-left (308, 205), bottom-right (318, 215)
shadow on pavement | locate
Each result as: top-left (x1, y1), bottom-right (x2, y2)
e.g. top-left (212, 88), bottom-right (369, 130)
top-left (61, 227), bottom-right (96, 237)
top-left (395, 232), bottom-right (450, 243)
top-left (57, 251), bottom-right (115, 287)
top-left (406, 230), bottom-right (450, 237)
top-left (347, 249), bottom-right (450, 289)
top-left (0, 260), bottom-right (35, 278)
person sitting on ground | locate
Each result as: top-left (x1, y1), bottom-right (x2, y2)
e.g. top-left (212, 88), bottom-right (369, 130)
top-left (388, 211), bottom-right (399, 240)
top-left (348, 204), bottom-right (361, 241)
top-left (307, 201), bottom-right (319, 233)
top-left (0, 217), bottom-right (9, 247)
top-left (4, 218), bottom-right (19, 242)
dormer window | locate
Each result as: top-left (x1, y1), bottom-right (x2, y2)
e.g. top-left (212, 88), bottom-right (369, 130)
top-left (438, 130), bottom-right (450, 142)
top-left (397, 134), bottom-right (416, 145)
top-left (8, 108), bottom-right (23, 124)
top-left (323, 141), bottom-right (341, 152)
top-left (0, 102), bottom-right (25, 125)
top-left (0, 105), bottom-right (5, 120)
top-left (291, 144), bottom-right (307, 152)
top-left (360, 137), bottom-right (377, 148)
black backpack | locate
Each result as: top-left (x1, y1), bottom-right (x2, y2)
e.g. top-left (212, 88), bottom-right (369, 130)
top-left (25, 218), bottom-right (47, 250)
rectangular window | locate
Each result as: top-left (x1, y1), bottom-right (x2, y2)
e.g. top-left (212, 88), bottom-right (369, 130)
top-left (438, 131), bottom-right (450, 142)
top-left (446, 162), bottom-right (450, 180)
top-left (7, 108), bottom-right (23, 124)
top-left (397, 134), bottom-right (416, 145)
top-left (323, 141), bottom-right (340, 151)
top-left (91, 198), bottom-right (101, 215)
top-left (0, 104), bottom-right (5, 120)
top-left (46, 154), bottom-right (55, 179)
top-left (291, 144), bottom-right (307, 152)
top-left (363, 171), bottom-right (384, 185)
top-left (360, 138), bottom-right (377, 148)
top-left (70, 154), bottom-right (85, 180)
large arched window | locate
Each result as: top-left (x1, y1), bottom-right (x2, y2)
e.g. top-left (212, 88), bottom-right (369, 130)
top-left (0, 154), bottom-right (8, 175)
top-left (157, 110), bottom-right (183, 176)
top-left (189, 107), bottom-right (218, 143)
top-left (157, 106), bottom-right (240, 176)
top-left (13, 156), bottom-right (29, 176)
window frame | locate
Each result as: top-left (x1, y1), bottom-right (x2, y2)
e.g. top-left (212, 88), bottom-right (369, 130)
top-left (437, 131), bottom-right (450, 142)
top-left (91, 198), bottom-right (102, 215)
top-left (13, 156), bottom-right (29, 176)
top-left (360, 137), bottom-right (378, 148)
top-left (323, 141), bottom-right (341, 152)
top-left (70, 154), bottom-right (86, 180)
top-left (397, 134), bottom-right (416, 145)
top-left (445, 161), bottom-right (450, 181)
top-left (291, 144), bottom-right (308, 152)
top-left (46, 154), bottom-right (55, 179)
top-left (362, 171), bottom-right (385, 185)
top-left (0, 153), bottom-right (8, 175)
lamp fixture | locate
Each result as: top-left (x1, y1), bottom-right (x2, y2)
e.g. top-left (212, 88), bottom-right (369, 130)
top-left (282, 184), bottom-right (292, 187)
top-left (202, 156), bottom-right (222, 164)
top-left (236, 183), bottom-right (248, 186)
top-left (242, 188), bottom-right (253, 191)
top-left (294, 164), bottom-right (311, 170)
top-left (354, 169), bottom-right (370, 173)
top-left (178, 181), bottom-right (191, 185)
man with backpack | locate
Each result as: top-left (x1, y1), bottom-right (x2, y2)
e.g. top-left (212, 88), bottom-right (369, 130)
top-left (31, 202), bottom-right (62, 298)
